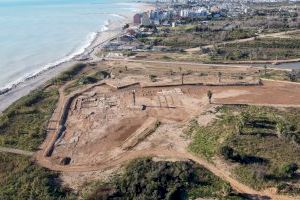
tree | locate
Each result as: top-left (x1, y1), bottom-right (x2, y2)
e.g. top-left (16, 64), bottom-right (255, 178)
top-left (123, 23), bottom-right (129, 30)
top-left (288, 72), bottom-right (297, 82)
top-left (235, 113), bottom-right (247, 135)
top-left (220, 146), bottom-right (234, 160)
top-left (264, 65), bottom-right (267, 76)
top-left (235, 119), bottom-right (243, 135)
top-left (219, 183), bottom-right (232, 197)
top-left (78, 76), bottom-right (97, 85)
top-left (281, 163), bottom-right (298, 178)
top-left (288, 69), bottom-right (299, 82)
top-left (207, 90), bottom-right (213, 104)
top-left (276, 120), bottom-right (286, 138)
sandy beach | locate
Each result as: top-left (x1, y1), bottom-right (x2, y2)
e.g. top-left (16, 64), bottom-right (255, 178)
top-left (0, 3), bottom-right (153, 113)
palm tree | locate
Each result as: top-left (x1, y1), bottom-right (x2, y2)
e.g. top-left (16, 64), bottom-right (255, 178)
top-left (235, 113), bottom-right (247, 135)
top-left (264, 65), bottom-right (267, 76)
top-left (276, 120), bottom-right (286, 138)
top-left (207, 90), bottom-right (213, 104)
top-left (235, 120), bottom-right (243, 135)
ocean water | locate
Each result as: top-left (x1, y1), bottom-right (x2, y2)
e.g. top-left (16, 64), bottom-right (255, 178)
top-left (0, 0), bottom-right (139, 91)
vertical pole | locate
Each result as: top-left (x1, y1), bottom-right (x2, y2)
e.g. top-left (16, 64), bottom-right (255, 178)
top-left (132, 90), bottom-right (136, 106)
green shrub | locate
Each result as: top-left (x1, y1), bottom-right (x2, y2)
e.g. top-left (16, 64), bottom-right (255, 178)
top-left (0, 153), bottom-right (74, 200)
top-left (85, 158), bottom-right (243, 200)
top-left (190, 105), bottom-right (300, 192)
top-left (78, 76), bottom-right (98, 85)
top-left (53, 63), bottom-right (87, 83)
top-left (149, 74), bottom-right (157, 82)
top-left (0, 88), bottom-right (58, 150)
top-left (220, 146), bottom-right (234, 160)
top-left (280, 163), bottom-right (298, 178)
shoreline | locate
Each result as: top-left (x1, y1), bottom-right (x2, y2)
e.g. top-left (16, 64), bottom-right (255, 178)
top-left (0, 15), bottom-right (123, 96)
top-left (0, 2), bottom-right (153, 113)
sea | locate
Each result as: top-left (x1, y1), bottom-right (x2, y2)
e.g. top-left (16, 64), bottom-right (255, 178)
top-left (0, 0), bottom-right (140, 92)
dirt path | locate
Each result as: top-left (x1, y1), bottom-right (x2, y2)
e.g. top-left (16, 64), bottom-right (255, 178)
top-left (261, 78), bottom-right (300, 85)
top-left (35, 146), bottom-right (295, 200)
top-left (185, 153), bottom-right (296, 200)
top-left (105, 58), bottom-right (291, 71)
top-left (0, 146), bottom-right (34, 157)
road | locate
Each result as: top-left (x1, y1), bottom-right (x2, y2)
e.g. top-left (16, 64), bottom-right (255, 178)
top-left (0, 146), bottom-right (34, 157)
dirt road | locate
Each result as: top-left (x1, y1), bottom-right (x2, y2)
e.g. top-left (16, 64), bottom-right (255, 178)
top-left (0, 146), bottom-right (34, 157)
top-left (105, 58), bottom-right (291, 72)
top-left (35, 146), bottom-right (295, 200)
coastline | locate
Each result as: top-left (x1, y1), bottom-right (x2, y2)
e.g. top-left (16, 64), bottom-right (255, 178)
top-left (0, 2), bottom-right (153, 113)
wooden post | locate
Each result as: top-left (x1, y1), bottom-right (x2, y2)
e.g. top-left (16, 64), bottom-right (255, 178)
top-left (132, 90), bottom-right (136, 106)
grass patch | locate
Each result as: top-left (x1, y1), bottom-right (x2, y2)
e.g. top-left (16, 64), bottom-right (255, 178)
top-left (0, 88), bottom-right (59, 151)
top-left (52, 63), bottom-right (87, 84)
top-left (188, 108), bottom-right (236, 160)
top-left (64, 70), bottom-right (110, 94)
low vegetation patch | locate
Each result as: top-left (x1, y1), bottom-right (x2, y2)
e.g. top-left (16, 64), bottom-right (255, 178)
top-left (52, 63), bottom-right (87, 84)
top-left (189, 105), bottom-right (300, 193)
top-left (210, 38), bottom-right (300, 61)
top-left (0, 69), bottom-right (79, 199)
top-left (0, 88), bottom-right (58, 151)
top-left (64, 70), bottom-right (110, 94)
top-left (139, 26), bottom-right (257, 50)
top-left (258, 68), bottom-right (300, 83)
top-left (0, 152), bottom-right (74, 200)
top-left (84, 158), bottom-right (243, 200)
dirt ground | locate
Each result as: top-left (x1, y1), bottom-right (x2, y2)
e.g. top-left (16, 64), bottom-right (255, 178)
top-left (51, 74), bottom-right (300, 168)
top-left (213, 80), bottom-right (300, 106)
top-left (51, 83), bottom-right (204, 167)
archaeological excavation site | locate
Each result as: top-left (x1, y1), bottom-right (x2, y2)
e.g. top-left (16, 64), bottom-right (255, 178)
top-left (34, 61), bottom-right (300, 173)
